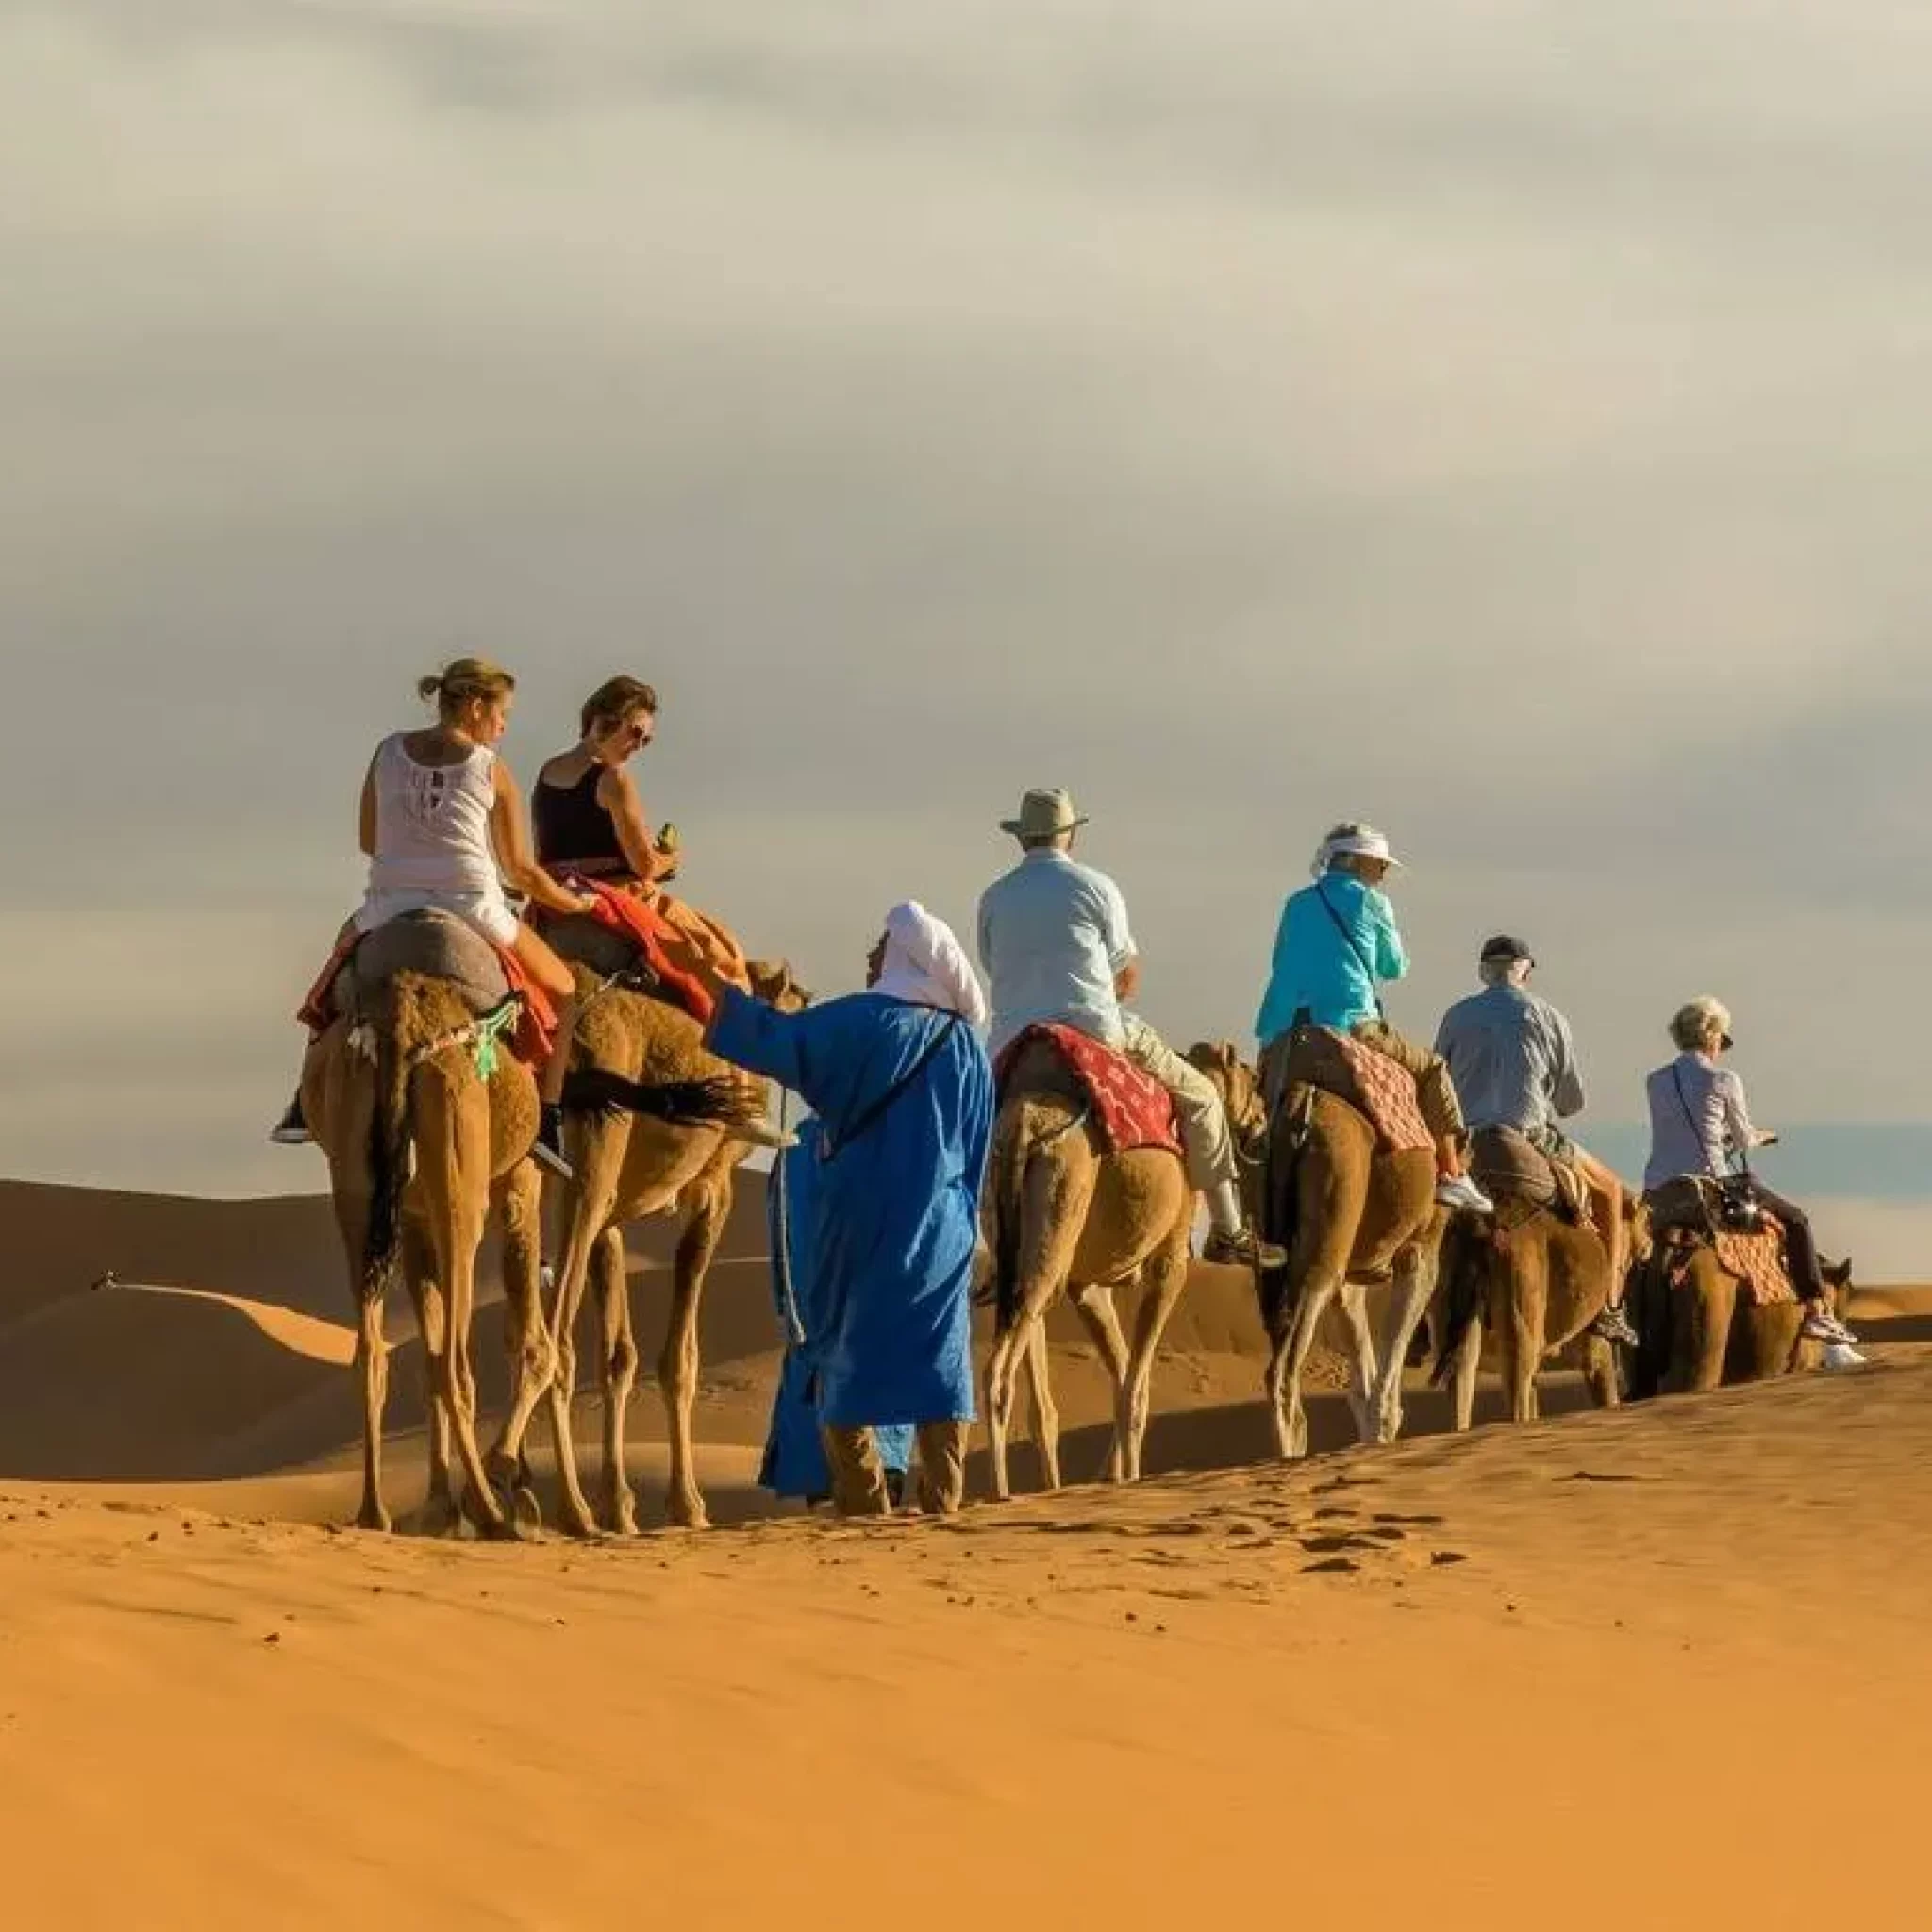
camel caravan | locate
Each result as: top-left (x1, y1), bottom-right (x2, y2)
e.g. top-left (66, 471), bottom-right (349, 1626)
top-left (278, 662), bottom-right (1862, 1537)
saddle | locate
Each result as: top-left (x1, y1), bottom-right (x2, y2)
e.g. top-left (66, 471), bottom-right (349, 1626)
top-left (1643, 1177), bottom-right (1794, 1307)
top-left (1468, 1126), bottom-right (1592, 1228)
top-left (993, 1025), bottom-right (1181, 1158)
top-left (1262, 1025), bottom-right (1433, 1155)
top-left (298, 910), bottom-right (556, 1067)
top-left (541, 880), bottom-right (744, 1024)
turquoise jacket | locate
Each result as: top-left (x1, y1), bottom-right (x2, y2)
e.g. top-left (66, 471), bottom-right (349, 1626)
top-left (1254, 873), bottom-right (1408, 1044)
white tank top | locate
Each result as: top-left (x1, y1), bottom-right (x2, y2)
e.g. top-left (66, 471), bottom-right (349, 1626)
top-left (364, 733), bottom-right (506, 899)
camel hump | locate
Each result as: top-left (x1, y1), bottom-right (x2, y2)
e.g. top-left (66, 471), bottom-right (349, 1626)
top-left (994, 1037), bottom-right (1090, 1113)
top-left (338, 909), bottom-right (510, 1021)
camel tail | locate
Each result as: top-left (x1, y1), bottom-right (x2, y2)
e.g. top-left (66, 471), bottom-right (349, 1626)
top-left (561, 1065), bottom-right (766, 1127)
top-left (362, 975), bottom-right (430, 1305)
top-left (1430, 1216), bottom-right (1486, 1386)
top-left (986, 1103), bottom-right (1041, 1332)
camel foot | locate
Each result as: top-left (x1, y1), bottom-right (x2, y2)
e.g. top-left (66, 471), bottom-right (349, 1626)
top-left (606, 1492), bottom-right (641, 1538)
top-left (664, 1490), bottom-right (709, 1533)
top-left (355, 1498), bottom-right (393, 1535)
top-left (413, 1490), bottom-right (461, 1538)
top-left (510, 1485), bottom-right (544, 1538)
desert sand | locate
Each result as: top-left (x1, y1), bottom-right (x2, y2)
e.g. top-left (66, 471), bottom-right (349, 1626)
top-left (1, 1174), bottom-right (1927, 1929)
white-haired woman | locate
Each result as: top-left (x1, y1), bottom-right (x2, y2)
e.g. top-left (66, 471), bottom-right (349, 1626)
top-left (1643, 997), bottom-right (1856, 1347)
top-left (1252, 821), bottom-right (1492, 1214)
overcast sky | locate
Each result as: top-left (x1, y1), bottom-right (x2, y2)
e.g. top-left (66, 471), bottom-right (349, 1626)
top-left (4, 0), bottom-right (1928, 1195)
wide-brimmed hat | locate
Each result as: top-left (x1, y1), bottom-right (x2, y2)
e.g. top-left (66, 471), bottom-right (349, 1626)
top-left (1480, 934), bottom-right (1536, 966)
top-left (1000, 788), bottom-right (1089, 840)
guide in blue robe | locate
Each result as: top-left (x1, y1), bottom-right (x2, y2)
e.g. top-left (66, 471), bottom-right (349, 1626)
top-left (709, 982), bottom-right (992, 1433)
top-left (758, 1121), bottom-right (913, 1500)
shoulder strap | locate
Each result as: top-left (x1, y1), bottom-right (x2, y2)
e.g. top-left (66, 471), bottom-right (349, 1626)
top-left (1314, 883), bottom-right (1386, 1022)
top-left (820, 1012), bottom-right (962, 1162)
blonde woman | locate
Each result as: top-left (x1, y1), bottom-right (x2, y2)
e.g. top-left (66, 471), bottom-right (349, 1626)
top-left (1642, 996), bottom-right (1856, 1348)
top-left (273, 658), bottom-right (596, 1177)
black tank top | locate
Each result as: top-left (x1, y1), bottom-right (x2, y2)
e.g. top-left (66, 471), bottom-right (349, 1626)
top-left (533, 766), bottom-right (625, 870)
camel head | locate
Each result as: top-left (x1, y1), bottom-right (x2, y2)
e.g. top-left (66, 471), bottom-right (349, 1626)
top-left (746, 958), bottom-right (812, 1013)
top-left (1822, 1254), bottom-right (1855, 1320)
top-left (1185, 1038), bottom-right (1269, 1156)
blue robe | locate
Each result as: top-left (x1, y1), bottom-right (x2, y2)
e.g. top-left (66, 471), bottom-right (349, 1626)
top-left (710, 988), bottom-right (993, 1429)
top-left (758, 1124), bottom-right (914, 1499)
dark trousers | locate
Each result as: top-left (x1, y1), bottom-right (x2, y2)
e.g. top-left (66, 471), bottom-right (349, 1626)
top-left (1752, 1184), bottom-right (1824, 1303)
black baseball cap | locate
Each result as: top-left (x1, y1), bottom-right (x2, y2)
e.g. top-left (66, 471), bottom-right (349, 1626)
top-left (1480, 934), bottom-right (1535, 965)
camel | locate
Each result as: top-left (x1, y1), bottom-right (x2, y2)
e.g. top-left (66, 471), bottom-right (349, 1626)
top-left (979, 1036), bottom-right (1198, 1501)
top-left (1232, 1034), bottom-right (1447, 1459)
top-left (1429, 1185), bottom-right (1653, 1430)
top-left (302, 925), bottom-right (551, 1539)
top-left (490, 952), bottom-right (806, 1534)
top-left (1624, 1235), bottom-right (1853, 1396)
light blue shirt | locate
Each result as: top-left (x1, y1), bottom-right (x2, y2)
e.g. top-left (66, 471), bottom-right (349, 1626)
top-left (1254, 872), bottom-right (1407, 1044)
top-left (1644, 1052), bottom-right (1757, 1192)
top-left (1434, 984), bottom-right (1584, 1139)
top-left (976, 849), bottom-right (1136, 1058)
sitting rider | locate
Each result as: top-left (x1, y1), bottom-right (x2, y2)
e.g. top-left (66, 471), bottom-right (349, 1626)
top-left (1435, 936), bottom-right (1638, 1344)
top-left (531, 675), bottom-right (753, 1005)
top-left (271, 658), bottom-right (597, 1178)
top-left (1253, 822), bottom-right (1492, 1216)
top-left (975, 788), bottom-right (1283, 1271)
top-left (1643, 996), bottom-right (1857, 1349)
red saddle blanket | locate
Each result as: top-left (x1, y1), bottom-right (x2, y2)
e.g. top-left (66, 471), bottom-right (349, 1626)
top-left (297, 933), bottom-right (558, 1069)
top-left (562, 877), bottom-right (717, 1025)
top-left (994, 1024), bottom-right (1182, 1158)
top-left (1331, 1031), bottom-right (1434, 1154)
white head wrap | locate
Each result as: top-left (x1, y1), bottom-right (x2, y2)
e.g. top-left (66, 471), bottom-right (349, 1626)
top-left (872, 901), bottom-right (988, 1028)
top-left (1310, 823), bottom-right (1404, 883)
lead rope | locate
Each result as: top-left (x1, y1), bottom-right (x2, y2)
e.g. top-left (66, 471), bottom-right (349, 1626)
top-left (772, 1085), bottom-right (807, 1349)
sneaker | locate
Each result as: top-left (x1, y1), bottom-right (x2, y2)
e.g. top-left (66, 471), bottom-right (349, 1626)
top-left (1203, 1227), bottom-right (1289, 1272)
top-left (1591, 1303), bottom-right (1641, 1348)
top-left (1822, 1341), bottom-right (1867, 1371)
top-left (1436, 1173), bottom-right (1495, 1216)
top-left (1800, 1307), bottom-right (1857, 1348)
top-left (269, 1095), bottom-right (311, 1146)
top-left (531, 1105), bottom-right (575, 1182)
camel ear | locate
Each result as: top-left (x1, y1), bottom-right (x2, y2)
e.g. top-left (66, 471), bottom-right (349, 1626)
top-left (1824, 1256), bottom-right (1853, 1287)
top-left (1216, 1038), bottom-right (1241, 1069)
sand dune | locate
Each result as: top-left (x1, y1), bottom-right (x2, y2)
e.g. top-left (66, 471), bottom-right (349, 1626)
top-left (3, 1177), bottom-right (1927, 1927)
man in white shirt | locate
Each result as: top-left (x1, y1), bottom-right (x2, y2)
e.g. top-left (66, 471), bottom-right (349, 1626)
top-left (976, 788), bottom-right (1281, 1270)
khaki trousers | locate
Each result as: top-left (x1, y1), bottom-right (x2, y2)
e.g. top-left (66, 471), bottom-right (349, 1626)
top-left (822, 1420), bottom-right (972, 1517)
top-left (1116, 1014), bottom-right (1237, 1191)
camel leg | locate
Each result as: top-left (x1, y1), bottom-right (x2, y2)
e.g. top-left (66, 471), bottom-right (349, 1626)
top-left (1119, 1236), bottom-right (1191, 1483)
top-left (530, 1117), bottom-right (634, 1540)
top-left (1021, 1316), bottom-right (1063, 1492)
top-left (1450, 1309), bottom-right (1484, 1430)
top-left (1370, 1235), bottom-right (1440, 1445)
top-left (659, 1172), bottom-right (730, 1530)
top-left (593, 1226), bottom-right (641, 1534)
top-left (1578, 1334), bottom-right (1620, 1410)
top-left (353, 1284), bottom-right (392, 1532)
top-left (1335, 1283), bottom-right (1379, 1443)
top-left (1669, 1269), bottom-right (1736, 1393)
top-left (1068, 1282), bottom-right (1130, 1483)
top-left (984, 1155), bottom-right (1096, 1503)
top-left (1274, 1274), bottom-right (1341, 1461)
top-left (486, 1158), bottom-right (551, 1533)
top-left (400, 1219), bottom-right (458, 1536)
top-left (411, 1065), bottom-right (512, 1540)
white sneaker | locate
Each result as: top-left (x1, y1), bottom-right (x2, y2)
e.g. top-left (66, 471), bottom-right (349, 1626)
top-left (1436, 1174), bottom-right (1495, 1216)
top-left (1822, 1342), bottom-right (1867, 1371)
top-left (1800, 1307), bottom-right (1857, 1347)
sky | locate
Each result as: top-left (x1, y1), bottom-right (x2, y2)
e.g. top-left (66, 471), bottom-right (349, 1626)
top-left (4, 0), bottom-right (1929, 1196)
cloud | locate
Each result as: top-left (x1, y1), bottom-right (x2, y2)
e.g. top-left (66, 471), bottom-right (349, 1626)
top-left (3, 2), bottom-right (1927, 1191)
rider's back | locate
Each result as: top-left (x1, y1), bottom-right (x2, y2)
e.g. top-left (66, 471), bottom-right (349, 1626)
top-left (1435, 983), bottom-right (1580, 1138)
top-left (976, 849), bottom-right (1134, 1057)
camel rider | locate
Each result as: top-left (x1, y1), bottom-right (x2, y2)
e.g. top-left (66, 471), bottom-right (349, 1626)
top-left (1435, 937), bottom-right (1638, 1345)
top-left (976, 789), bottom-right (1284, 1272)
top-left (1253, 822), bottom-right (1492, 1216)
top-left (1644, 997), bottom-right (1858, 1351)
top-left (270, 658), bottom-right (595, 1179)
top-left (532, 675), bottom-right (753, 1005)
